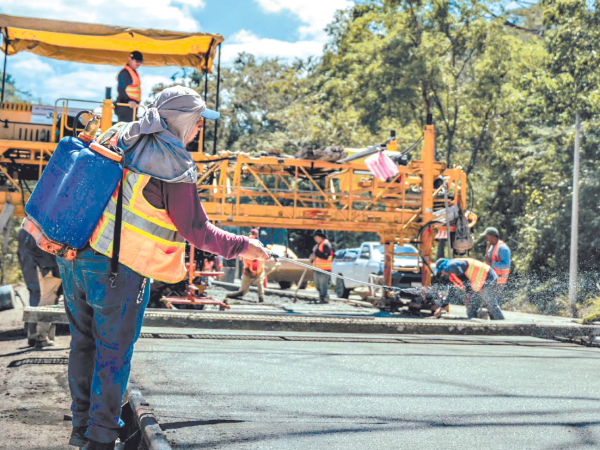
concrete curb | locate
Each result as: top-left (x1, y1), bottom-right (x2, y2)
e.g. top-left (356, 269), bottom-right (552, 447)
top-left (126, 386), bottom-right (172, 450)
top-left (24, 306), bottom-right (600, 339)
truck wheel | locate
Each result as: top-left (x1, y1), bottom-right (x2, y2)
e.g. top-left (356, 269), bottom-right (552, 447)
top-left (335, 277), bottom-right (351, 299)
top-left (279, 281), bottom-right (292, 290)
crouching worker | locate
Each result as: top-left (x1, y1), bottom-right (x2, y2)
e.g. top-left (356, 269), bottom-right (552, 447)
top-left (58, 87), bottom-right (269, 450)
top-left (227, 229), bottom-right (266, 303)
top-left (435, 258), bottom-right (504, 320)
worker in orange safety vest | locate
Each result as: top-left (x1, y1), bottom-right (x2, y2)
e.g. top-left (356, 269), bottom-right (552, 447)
top-left (309, 230), bottom-right (333, 304)
top-left (115, 50), bottom-right (143, 123)
top-left (436, 258), bottom-right (505, 320)
top-left (481, 227), bottom-right (511, 286)
top-left (227, 229), bottom-right (266, 303)
top-left (54, 87), bottom-right (269, 450)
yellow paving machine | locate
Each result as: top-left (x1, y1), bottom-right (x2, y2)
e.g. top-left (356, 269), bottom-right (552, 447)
top-left (0, 14), bottom-right (472, 312)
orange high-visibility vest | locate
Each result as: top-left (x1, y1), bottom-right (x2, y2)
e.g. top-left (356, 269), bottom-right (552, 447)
top-left (491, 240), bottom-right (510, 285)
top-left (89, 169), bottom-right (187, 283)
top-left (314, 240), bottom-right (333, 271)
top-left (123, 65), bottom-right (141, 103)
top-left (448, 258), bottom-right (491, 292)
top-left (243, 258), bottom-right (264, 276)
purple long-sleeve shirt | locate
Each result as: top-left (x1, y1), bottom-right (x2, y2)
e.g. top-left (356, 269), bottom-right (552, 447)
top-left (142, 178), bottom-right (248, 259)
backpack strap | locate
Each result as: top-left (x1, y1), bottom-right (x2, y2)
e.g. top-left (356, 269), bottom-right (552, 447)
top-left (109, 171), bottom-right (125, 287)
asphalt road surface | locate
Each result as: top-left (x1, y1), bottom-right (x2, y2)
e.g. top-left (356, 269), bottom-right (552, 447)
top-left (131, 329), bottom-right (600, 450)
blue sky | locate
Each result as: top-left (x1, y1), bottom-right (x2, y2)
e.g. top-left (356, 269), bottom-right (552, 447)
top-left (0, 0), bottom-right (353, 105)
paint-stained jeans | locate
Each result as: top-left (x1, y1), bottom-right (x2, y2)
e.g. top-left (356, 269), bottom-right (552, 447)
top-left (313, 271), bottom-right (331, 302)
top-left (466, 283), bottom-right (505, 320)
top-left (57, 249), bottom-right (149, 444)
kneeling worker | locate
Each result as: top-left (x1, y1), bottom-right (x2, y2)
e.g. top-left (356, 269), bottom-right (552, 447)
top-left (227, 229), bottom-right (266, 303)
top-left (57, 87), bottom-right (269, 450)
top-left (436, 258), bottom-right (504, 320)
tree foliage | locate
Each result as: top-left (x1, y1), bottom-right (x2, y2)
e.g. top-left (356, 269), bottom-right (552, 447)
top-left (162, 0), bottom-right (600, 315)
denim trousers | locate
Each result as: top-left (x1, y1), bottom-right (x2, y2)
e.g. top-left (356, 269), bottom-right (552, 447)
top-left (57, 249), bottom-right (149, 444)
top-left (313, 271), bottom-right (331, 301)
top-left (466, 282), bottom-right (505, 320)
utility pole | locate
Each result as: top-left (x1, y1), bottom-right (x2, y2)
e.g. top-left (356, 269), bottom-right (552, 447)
top-left (568, 111), bottom-right (580, 317)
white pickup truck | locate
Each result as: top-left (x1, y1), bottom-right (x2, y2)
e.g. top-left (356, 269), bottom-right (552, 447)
top-left (331, 242), bottom-right (422, 298)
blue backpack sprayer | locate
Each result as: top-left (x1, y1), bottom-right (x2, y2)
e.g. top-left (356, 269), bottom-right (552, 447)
top-left (23, 112), bottom-right (126, 282)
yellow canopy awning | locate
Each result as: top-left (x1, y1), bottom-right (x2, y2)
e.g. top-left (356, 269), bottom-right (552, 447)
top-left (0, 14), bottom-right (224, 72)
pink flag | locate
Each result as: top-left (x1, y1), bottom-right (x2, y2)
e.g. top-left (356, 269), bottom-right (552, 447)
top-left (365, 151), bottom-right (399, 181)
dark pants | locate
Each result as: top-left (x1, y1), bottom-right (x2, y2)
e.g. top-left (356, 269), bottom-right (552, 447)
top-left (313, 271), bottom-right (331, 302)
top-left (466, 283), bottom-right (504, 320)
top-left (57, 249), bottom-right (149, 444)
top-left (115, 105), bottom-right (135, 123)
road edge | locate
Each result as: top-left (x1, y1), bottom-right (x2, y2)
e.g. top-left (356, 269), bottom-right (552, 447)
top-left (126, 385), bottom-right (172, 450)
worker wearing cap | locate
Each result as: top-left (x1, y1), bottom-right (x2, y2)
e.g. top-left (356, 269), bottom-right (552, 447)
top-left (309, 230), bottom-right (333, 303)
top-left (436, 258), bottom-right (504, 320)
top-left (115, 51), bottom-right (143, 123)
top-left (226, 229), bottom-right (266, 303)
top-left (57, 87), bottom-right (269, 450)
top-left (481, 227), bottom-right (511, 287)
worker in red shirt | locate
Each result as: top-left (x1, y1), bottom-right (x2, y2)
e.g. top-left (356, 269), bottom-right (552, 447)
top-left (115, 51), bottom-right (143, 122)
top-left (227, 229), bottom-right (266, 303)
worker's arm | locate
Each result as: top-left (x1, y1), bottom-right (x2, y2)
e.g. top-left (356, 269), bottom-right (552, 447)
top-left (314, 242), bottom-right (332, 260)
top-left (494, 245), bottom-right (511, 270)
top-left (142, 179), bottom-right (257, 259)
top-left (448, 262), bottom-right (473, 293)
top-left (308, 245), bottom-right (317, 263)
top-left (117, 69), bottom-right (132, 102)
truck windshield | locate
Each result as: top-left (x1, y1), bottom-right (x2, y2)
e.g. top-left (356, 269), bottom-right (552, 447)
top-left (372, 245), bottom-right (419, 261)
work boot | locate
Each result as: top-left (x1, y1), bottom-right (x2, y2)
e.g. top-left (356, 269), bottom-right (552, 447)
top-left (258, 297), bottom-right (264, 303)
top-left (84, 439), bottom-right (115, 450)
top-left (69, 426), bottom-right (88, 447)
top-left (35, 338), bottom-right (55, 349)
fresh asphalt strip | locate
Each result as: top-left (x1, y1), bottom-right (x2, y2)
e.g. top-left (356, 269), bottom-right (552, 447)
top-left (22, 306), bottom-right (600, 339)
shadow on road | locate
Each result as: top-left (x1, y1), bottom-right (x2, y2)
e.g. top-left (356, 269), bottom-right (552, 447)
top-left (161, 418), bottom-right (246, 430)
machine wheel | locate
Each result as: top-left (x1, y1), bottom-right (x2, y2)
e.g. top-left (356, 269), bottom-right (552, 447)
top-left (335, 277), bottom-right (351, 299)
top-left (279, 281), bottom-right (292, 290)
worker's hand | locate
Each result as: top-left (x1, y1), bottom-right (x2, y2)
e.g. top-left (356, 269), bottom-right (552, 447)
top-left (128, 101), bottom-right (138, 109)
top-left (240, 238), bottom-right (269, 261)
top-left (484, 256), bottom-right (491, 265)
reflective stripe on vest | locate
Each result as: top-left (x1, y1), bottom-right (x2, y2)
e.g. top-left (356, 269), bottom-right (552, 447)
top-left (314, 240), bottom-right (333, 271)
top-left (450, 258), bottom-right (491, 292)
top-left (491, 240), bottom-right (510, 285)
top-left (90, 170), bottom-right (186, 283)
top-left (123, 65), bottom-right (141, 103)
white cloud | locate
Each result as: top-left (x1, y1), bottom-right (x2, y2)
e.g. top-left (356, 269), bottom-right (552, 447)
top-left (6, 53), bottom-right (173, 105)
top-left (222, 29), bottom-right (324, 63)
top-left (253, 0), bottom-right (352, 40)
top-left (11, 56), bottom-right (53, 74)
top-left (0, 0), bottom-right (204, 31)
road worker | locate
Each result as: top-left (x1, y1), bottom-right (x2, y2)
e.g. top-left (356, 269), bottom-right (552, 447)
top-left (57, 86), bottom-right (269, 450)
top-left (435, 258), bottom-right (504, 320)
top-left (17, 228), bottom-right (62, 348)
top-left (115, 50), bottom-right (143, 122)
top-left (481, 227), bottom-right (511, 300)
top-left (309, 230), bottom-right (333, 304)
top-left (226, 229), bottom-right (266, 303)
